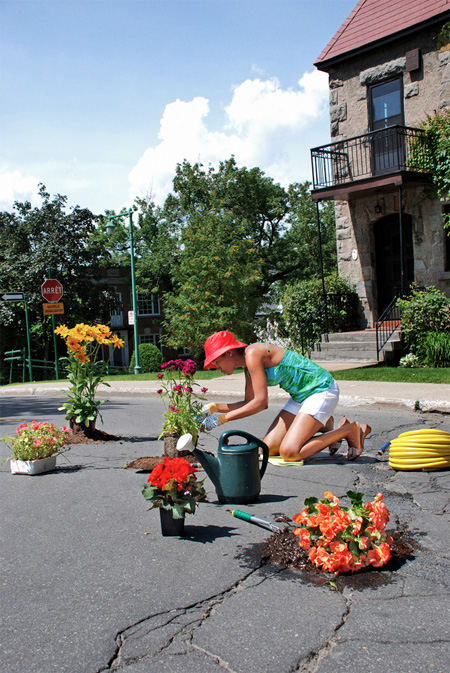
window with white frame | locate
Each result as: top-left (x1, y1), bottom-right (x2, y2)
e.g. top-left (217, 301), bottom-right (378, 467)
top-left (137, 293), bottom-right (160, 316)
top-left (110, 290), bottom-right (123, 327)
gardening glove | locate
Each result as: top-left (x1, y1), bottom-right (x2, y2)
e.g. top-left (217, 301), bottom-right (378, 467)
top-left (197, 402), bottom-right (218, 421)
top-left (201, 413), bottom-right (228, 431)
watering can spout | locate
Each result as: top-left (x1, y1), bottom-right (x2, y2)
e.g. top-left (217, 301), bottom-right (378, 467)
top-left (192, 448), bottom-right (223, 492)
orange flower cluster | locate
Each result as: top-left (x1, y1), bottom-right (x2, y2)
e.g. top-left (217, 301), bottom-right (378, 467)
top-left (55, 323), bottom-right (124, 363)
top-left (293, 491), bottom-right (393, 574)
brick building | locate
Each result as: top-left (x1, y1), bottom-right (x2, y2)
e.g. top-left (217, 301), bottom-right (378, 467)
top-left (103, 267), bottom-right (179, 368)
top-left (311, 0), bottom-right (450, 327)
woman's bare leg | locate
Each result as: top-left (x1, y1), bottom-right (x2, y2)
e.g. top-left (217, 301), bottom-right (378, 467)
top-left (279, 416), bottom-right (370, 462)
top-left (263, 410), bottom-right (296, 456)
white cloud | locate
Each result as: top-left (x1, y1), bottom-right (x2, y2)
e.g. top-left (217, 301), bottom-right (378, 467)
top-left (128, 69), bottom-right (329, 205)
top-left (0, 71), bottom-right (330, 213)
top-left (0, 170), bottom-right (41, 211)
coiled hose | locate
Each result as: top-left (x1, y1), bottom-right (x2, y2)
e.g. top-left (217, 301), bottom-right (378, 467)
top-left (387, 429), bottom-right (450, 471)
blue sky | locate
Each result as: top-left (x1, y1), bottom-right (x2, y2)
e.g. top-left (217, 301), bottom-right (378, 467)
top-left (0, 0), bottom-right (356, 213)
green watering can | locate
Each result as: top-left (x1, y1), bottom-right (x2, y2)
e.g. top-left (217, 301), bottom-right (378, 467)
top-left (178, 430), bottom-right (269, 504)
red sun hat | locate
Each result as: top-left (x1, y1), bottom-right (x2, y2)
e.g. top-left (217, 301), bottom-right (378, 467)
top-left (203, 331), bottom-right (248, 369)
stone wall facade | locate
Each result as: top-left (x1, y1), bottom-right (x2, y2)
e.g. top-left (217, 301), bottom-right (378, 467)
top-left (323, 23), bottom-right (450, 326)
top-left (336, 188), bottom-right (448, 326)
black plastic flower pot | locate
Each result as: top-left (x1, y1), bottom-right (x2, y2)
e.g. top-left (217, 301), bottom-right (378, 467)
top-left (159, 508), bottom-right (185, 536)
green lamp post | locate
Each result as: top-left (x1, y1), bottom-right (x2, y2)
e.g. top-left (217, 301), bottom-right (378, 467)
top-left (106, 209), bottom-right (141, 375)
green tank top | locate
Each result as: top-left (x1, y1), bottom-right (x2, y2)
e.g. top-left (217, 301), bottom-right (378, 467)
top-left (265, 350), bottom-right (334, 403)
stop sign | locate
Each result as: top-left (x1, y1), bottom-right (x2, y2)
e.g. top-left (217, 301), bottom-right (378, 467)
top-left (41, 279), bottom-right (63, 303)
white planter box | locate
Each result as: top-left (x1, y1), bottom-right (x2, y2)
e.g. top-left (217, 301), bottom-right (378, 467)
top-left (10, 455), bottom-right (57, 475)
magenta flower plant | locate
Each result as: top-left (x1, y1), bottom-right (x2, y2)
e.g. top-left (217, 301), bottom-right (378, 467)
top-left (157, 359), bottom-right (208, 438)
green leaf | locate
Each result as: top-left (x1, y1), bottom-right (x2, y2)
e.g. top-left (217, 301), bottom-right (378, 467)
top-left (346, 491), bottom-right (364, 506)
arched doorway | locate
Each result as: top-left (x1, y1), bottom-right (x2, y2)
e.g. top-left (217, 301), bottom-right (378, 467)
top-left (374, 213), bottom-right (414, 315)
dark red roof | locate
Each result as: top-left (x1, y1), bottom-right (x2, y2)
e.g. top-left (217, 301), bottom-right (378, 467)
top-left (315, 0), bottom-right (450, 67)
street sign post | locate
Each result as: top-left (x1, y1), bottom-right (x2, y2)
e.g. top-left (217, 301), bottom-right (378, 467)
top-left (41, 279), bottom-right (63, 303)
top-left (1, 291), bottom-right (33, 381)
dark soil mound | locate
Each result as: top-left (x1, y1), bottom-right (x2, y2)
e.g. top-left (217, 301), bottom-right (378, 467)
top-left (126, 454), bottom-right (200, 470)
top-left (68, 427), bottom-right (119, 444)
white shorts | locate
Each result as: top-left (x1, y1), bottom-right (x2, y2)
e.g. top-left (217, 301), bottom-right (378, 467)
top-left (282, 381), bottom-right (340, 425)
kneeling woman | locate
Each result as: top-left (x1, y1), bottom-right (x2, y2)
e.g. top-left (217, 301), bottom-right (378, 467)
top-left (202, 331), bottom-right (370, 462)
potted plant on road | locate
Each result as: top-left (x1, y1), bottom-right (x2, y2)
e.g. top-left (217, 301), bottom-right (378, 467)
top-left (55, 323), bottom-right (124, 437)
top-left (2, 420), bottom-right (70, 475)
top-left (142, 456), bottom-right (207, 535)
top-left (156, 358), bottom-right (208, 456)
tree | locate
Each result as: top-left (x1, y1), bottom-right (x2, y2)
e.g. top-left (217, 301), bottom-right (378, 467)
top-left (162, 210), bottom-right (262, 357)
top-left (131, 158), bottom-right (336, 356)
top-left (285, 182), bottom-right (337, 281)
top-left (415, 109), bottom-right (450, 229)
top-left (0, 185), bottom-right (115, 366)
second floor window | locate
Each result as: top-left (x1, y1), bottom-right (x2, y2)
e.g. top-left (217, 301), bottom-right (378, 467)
top-left (137, 293), bottom-right (160, 316)
top-left (369, 77), bottom-right (403, 131)
top-left (369, 77), bottom-right (404, 175)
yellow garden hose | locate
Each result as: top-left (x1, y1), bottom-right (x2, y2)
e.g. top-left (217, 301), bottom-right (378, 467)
top-left (387, 429), bottom-right (450, 471)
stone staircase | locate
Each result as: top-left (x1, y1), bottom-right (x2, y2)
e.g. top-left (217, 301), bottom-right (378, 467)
top-left (309, 329), bottom-right (404, 365)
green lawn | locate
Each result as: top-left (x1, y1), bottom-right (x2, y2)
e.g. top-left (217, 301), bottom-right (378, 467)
top-left (3, 366), bottom-right (449, 387)
top-left (101, 365), bottom-right (450, 384)
top-left (332, 366), bottom-right (449, 384)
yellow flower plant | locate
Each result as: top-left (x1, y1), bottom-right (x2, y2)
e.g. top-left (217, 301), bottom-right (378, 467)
top-left (55, 323), bottom-right (124, 431)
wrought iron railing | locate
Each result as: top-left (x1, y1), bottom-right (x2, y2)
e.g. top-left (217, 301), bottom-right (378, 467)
top-left (311, 125), bottom-right (431, 190)
top-left (375, 296), bottom-right (402, 360)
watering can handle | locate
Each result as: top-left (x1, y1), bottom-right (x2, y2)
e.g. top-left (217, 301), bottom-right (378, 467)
top-left (220, 430), bottom-right (269, 479)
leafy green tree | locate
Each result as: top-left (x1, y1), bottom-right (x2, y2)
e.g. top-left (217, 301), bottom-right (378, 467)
top-left (285, 182), bottom-right (337, 281)
top-left (133, 158), bottom-right (291, 294)
top-left (134, 196), bottom-right (178, 295)
top-left (131, 158), bottom-right (336, 355)
top-left (0, 185), bottom-right (115, 365)
top-left (418, 109), bottom-right (450, 229)
top-left (162, 210), bottom-right (262, 357)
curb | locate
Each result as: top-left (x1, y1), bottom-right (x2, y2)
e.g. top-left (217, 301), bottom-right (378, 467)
top-left (338, 394), bottom-right (450, 414)
top-left (1, 383), bottom-right (449, 414)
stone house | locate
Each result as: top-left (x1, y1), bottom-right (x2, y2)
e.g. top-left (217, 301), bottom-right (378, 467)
top-left (311, 0), bottom-right (450, 329)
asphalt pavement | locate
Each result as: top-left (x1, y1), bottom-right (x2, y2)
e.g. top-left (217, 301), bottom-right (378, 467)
top-left (0, 371), bottom-right (449, 673)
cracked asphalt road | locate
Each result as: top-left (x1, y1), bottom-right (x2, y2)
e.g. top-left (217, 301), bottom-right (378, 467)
top-left (1, 394), bottom-right (449, 673)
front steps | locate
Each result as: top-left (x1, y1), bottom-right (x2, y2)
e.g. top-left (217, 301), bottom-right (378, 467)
top-left (309, 329), bottom-right (404, 365)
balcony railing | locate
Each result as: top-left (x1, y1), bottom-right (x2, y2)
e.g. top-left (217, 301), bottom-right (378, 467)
top-left (311, 125), bottom-right (431, 191)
